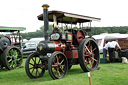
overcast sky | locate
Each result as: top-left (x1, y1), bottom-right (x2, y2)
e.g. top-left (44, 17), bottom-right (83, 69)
top-left (0, 0), bottom-right (128, 32)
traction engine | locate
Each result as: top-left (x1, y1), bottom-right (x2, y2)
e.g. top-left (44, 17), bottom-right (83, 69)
top-left (25, 4), bottom-right (101, 79)
top-left (0, 27), bottom-right (25, 70)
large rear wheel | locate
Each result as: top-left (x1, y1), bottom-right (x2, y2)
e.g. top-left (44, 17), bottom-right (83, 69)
top-left (78, 38), bottom-right (100, 72)
top-left (48, 52), bottom-right (68, 79)
top-left (25, 52), bottom-right (45, 79)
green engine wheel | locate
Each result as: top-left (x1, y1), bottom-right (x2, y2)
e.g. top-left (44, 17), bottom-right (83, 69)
top-left (25, 52), bottom-right (45, 79)
top-left (1, 46), bottom-right (23, 70)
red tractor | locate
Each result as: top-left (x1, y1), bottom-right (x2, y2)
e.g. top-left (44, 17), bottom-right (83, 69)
top-left (25, 4), bottom-right (101, 79)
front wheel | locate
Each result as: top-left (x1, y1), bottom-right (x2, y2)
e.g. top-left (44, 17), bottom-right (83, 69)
top-left (48, 52), bottom-right (68, 79)
top-left (78, 38), bottom-right (100, 72)
top-left (25, 52), bottom-right (45, 79)
top-left (1, 46), bottom-right (23, 70)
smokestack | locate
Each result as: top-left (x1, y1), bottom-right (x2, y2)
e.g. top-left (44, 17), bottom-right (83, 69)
top-left (42, 4), bottom-right (49, 41)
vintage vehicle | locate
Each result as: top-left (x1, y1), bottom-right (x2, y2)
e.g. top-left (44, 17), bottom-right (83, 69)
top-left (22, 38), bottom-right (45, 56)
top-left (93, 33), bottom-right (128, 53)
top-left (0, 26), bottom-right (26, 70)
top-left (25, 4), bottom-right (101, 79)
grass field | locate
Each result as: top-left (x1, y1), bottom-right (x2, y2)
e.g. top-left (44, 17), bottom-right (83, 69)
top-left (0, 58), bottom-right (128, 85)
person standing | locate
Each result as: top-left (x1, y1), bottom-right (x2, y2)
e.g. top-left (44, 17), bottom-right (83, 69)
top-left (103, 41), bottom-right (110, 59)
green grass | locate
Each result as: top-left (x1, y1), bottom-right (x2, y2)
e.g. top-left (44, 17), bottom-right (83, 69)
top-left (0, 59), bottom-right (128, 85)
top-left (100, 54), bottom-right (103, 58)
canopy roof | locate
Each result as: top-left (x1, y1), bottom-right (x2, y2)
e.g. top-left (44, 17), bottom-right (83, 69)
top-left (38, 10), bottom-right (101, 24)
top-left (0, 26), bottom-right (26, 32)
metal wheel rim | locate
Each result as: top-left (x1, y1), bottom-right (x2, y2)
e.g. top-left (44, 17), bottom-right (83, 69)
top-left (50, 53), bottom-right (67, 79)
top-left (7, 48), bottom-right (22, 69)
top-left (84, 40), bottom-right (99, 70)
top-left (28, 56), bottom-right (44, 77)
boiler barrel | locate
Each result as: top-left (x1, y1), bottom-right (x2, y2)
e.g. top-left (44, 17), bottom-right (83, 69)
top-left (37, 41), bottom-right (65, 55)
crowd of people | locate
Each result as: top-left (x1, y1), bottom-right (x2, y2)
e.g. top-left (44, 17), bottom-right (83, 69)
top-left (103, 40), bottom-right (121, 63)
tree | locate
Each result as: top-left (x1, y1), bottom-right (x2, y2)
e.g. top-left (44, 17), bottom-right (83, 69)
top-left (40, 25), bottom-right (53, 37)
top-left (20, 26), bottom-right (128, 39)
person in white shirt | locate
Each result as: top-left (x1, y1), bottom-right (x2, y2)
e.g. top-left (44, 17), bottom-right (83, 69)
top-left (108, 40), bottom-right (121, 62)
top-left (109, 40), bottom-right (121, 49)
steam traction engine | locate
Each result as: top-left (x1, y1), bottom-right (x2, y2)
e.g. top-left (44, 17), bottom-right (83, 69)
top-left (0, 27), bottom-right (25, 70)
top-left (25, 4), bottom-right (101, 79)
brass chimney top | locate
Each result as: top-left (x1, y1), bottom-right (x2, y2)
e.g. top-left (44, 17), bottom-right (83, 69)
top-left (42, 4), bottom-right (49, 9)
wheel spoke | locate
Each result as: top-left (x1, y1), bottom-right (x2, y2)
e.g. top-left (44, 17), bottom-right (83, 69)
top-left (12, 49), bottom-right (16, 57)
top-left (60, 65), bottom-right (65, 67)
top-left (38, 59), bottom-right (41, 64)
top-left (91, 61), bottom-right (94, 69)
top-left (52, 68), bottom-right (56, 72)
top-left (11, 61), bottom-right (14, 68)
top-left (58, 56), bottom-right (61, 60)
top-left (85, 54), bottom-right (89, 56)
top-left (86, 59), bottom-right (89, 66)
top-left (84, 44), bottom-right (91, 54)
top-left (9, 61), bottom-right (13, 67)
top-left (60, 59), bottom-right (64, 65)
top-left (84, 60), bottom-right (87, 63)
top-left (29, 67), bottom-right (34, 69)
top-left (13, 61), bottom-right (16, 68)
top-left (35, 57), bottom-right (36, 64)
top-left (89, 45), bottom-right (92, 52)
top-left (56, 56), bottom-right (59, 64)
top-left (29, 63), bottom-right (34, 66)
top-left (91, 47), bottom-right (96, 53)
top-left (84, 49), bottom-right (88, 53)
top-left (10, 61), bottom-right (13, 67)
top-left (58, 70), bottom-right (61, 76)
top-left (36, 68), bottom-right (40, 75)
top-left (7, 56), bottom-right (12, 58)
top-left (16, 58), bottom-right (21, 62)
top-left (36, 69), bottom-right (38, 76)
top-left (90, 57), bottom-right (97, 62)
top-left (89, 57), bottom-right (94, 69)
top-left (32, 58), bottom-right (36, 64)
top-left (8, 58), bottom-right (12, 63)
top-left (86, 61), bottom-right (89, 66)
top-left (9, 49), bottom-right (13, 56)
top-left (52, 60), bottom-right (56, 65)
top-left (31, 68), bottom-right (34, 74)
top-left (52, 65), bottom-right (58, 67)
top-left (85, 57), bottom-right (87, 63)
top-left (88, 41), bottom-right (91, 48)
top-left (89, 60), bottom-right (93, 69)
top-left (52, 68), bottom-right (54, 72)
top-left (38, 64), bottom-right (44, 69)
top-left (60, 67), bottom-right (64, 72)
top-left (12, 61), bottom-right (16, 68)
top-left (56, 68), bottom-right (59, 76)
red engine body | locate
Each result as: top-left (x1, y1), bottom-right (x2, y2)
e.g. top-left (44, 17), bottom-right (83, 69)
top-left (37, 29), bottom-right (85, 62)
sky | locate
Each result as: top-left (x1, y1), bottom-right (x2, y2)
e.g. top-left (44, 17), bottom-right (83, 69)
top-left (0, 0), bottom-right (128, 32)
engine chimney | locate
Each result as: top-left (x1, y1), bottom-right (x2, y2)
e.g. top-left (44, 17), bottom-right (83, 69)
top-left (42, 4), bottom-right (49, 41)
